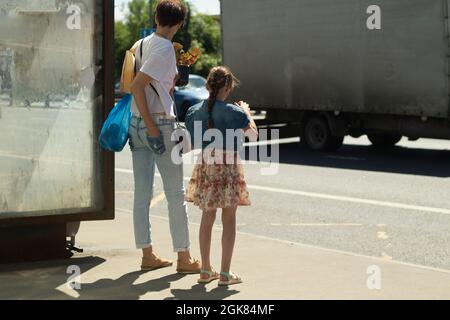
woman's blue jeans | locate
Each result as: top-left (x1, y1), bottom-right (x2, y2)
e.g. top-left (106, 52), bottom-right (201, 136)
top-left (128, 114), bottom-right (190, 252)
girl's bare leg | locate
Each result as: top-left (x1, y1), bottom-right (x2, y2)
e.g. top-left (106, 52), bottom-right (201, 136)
top-left (220, 206), bottom-right (237, 279)
top-left (199, 209), bottom-right (217, 278)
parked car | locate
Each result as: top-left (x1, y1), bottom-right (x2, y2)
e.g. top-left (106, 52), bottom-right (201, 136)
top-left (115, 75), bottom-right (208, 120)
top-left (174, 74), bottom-right (208, 121)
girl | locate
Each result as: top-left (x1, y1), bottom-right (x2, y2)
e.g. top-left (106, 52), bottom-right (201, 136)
top-left (185, 66), bottom-right (258, 286)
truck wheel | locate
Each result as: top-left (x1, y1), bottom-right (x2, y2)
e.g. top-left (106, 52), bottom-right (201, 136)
top-left (304, 116), bottom-right (344, 151)
top-left (368, 133), bottom-right (402, 148)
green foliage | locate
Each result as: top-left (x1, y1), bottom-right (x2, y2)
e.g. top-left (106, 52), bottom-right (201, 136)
top-left (188, 14), bottom-right (221, 77)
top-left (114, 0), bottom-right (221, 81)
top-left (114, 0), bottom-right (151, 81)
top-left (189, 14), bottom-right (221, 53)
top-left (114, 21), bottom-right (133, 83)
top-left (189, 39), bottom-right (220, 77)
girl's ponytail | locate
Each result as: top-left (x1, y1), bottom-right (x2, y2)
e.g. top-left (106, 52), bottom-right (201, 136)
top-left (205, 66), bottom-right (240, 129)
top-left (207, 84), bottom-right (219, 129)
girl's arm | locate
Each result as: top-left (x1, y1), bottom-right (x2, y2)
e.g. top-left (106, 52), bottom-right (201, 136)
top-left (235, 101), bottom-right (259, 140)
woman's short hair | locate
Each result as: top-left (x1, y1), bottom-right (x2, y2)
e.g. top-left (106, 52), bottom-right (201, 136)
top-left (156, 0), bottom-right (187, 28)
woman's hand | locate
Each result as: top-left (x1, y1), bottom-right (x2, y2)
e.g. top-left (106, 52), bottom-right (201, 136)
top-left (147, 126), bottom-right (161, 138)
top-left (170, 75), bottom-right (180, 96)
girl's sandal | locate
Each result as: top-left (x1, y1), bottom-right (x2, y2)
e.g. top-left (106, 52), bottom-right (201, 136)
top-left (197, 269), bottom-right (220, 284)
top-left (218, 272), bottom-right (243, 286)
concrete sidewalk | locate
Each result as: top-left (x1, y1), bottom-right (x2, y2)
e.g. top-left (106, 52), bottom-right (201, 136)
top-left (1, 210), bottom-right (450, 300)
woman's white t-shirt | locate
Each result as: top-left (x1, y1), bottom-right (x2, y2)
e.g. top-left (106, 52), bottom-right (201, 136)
top-left (131, 33), bottom-right (178, 117)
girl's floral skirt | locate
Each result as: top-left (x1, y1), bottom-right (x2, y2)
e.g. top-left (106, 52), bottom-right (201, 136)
top-left (186, 149), bottom-right (251, 211)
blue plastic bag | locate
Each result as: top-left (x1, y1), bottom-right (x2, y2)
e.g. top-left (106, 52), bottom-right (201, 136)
top-left (99, 94), bottom-right (132, 152)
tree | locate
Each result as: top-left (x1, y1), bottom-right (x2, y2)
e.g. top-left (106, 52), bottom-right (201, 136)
top-left (114, 0), bottom-right (150, 81)
top-left (114, 21), bottom-right (132, 83)
top-left (114, 0), bottom-right (221, 80)
top-left (187, 14), bottom-right (221, 77)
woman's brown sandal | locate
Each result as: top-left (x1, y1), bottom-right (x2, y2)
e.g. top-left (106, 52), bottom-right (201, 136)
top-left (141, 255), bottom-right (173, 271)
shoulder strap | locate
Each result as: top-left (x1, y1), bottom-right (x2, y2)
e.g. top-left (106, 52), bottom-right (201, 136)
top-left (137, 38), bottom-right (160, 98)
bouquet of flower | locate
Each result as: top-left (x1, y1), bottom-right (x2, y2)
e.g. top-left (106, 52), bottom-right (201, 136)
top-left (173, 42), bottom-right (201, 86)
top-left (173, 42), bottom-right (202, 67)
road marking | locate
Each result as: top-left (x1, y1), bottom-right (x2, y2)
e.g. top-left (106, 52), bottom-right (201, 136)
top-left (377, 231), bottom-right (390, 240)
top-left (246, 185), bottom-right (450, 216)
top-left (270, 223), bottom-right (363, 227)
top-left (151, 193), bottom-right (166, 207)
top-left (245, 137), bottom-right (299, 147)
top-left (115, 168), bottom-right (134, 175)
top-left (116, 193), bottom-right (165, 213)
top-left (114, 208), bottom-right (450, 274)
top-left (0, 151), bottom-right (36, 162)
top-left (0, 150), bottom-right (90, 165)
top-left (0, 39), bottom-right (89, 54)
top-left (380, 252), bottom-right (393, 261)
top-left (115, 191), bottom-right (134, 195)
top-left (116, 168), bottom-right (450, 216)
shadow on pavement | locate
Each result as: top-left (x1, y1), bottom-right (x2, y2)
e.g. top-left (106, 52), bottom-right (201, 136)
top-left (74, 272), bottom-right (187, 300)
top-left (0, 256), bottom-right (106, 299)
top-left (165, 283), bottom-right (239, 300)
top-left (0, 256), bottom-right (208, 300)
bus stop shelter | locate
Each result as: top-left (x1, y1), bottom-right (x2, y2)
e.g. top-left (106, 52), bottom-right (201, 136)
top-left (0, 0), bottom-right (115, 264)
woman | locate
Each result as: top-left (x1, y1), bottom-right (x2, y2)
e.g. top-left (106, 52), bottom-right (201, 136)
top-left (185, 66), bottom-right (258, 286)
top-left (129, 0), bottom-right (200, 274)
